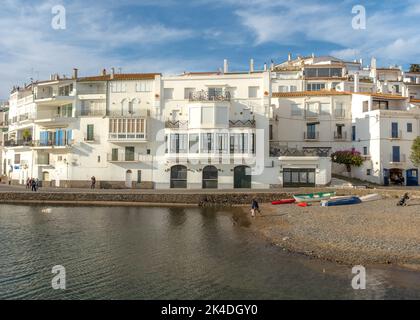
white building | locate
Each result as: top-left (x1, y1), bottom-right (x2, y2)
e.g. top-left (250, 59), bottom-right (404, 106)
top-left (3, 55), bottom-right (419, 189)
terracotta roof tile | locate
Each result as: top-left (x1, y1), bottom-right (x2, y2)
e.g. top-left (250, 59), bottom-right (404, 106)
top-left (273, 90), bottom-right (351, 98)
top-left (355, 92), bottom-right (408, 100)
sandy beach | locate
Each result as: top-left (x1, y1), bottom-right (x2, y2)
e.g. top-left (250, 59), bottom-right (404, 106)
top-left (247, 198), bottom-right (420, 267)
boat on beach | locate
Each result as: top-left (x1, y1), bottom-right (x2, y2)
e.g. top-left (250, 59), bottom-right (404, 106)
top-left (293, 192), bottom-right (336, 203)
top-left (272, 199), bottom-right (296, 205)
top-left (321, 196), bottom-right (362, 207)
top-left (359, 194), bottom-right (382, 202)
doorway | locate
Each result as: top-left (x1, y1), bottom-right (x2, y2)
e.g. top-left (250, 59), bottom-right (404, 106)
top-left (125, 170), bottom-right (133, 188)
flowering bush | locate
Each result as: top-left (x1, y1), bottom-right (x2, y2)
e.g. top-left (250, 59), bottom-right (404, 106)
top-left (331, 150), bottom-right (364, 172)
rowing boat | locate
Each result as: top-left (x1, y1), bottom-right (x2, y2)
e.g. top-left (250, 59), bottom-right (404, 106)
top-left (293, 192), bottom-right (336, 203)
top-left (321, 196), bottom-right (362, 207)
top-left (272, 199), bottom-right (296, 205)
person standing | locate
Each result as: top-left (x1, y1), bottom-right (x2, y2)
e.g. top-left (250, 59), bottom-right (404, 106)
top-left (251, 199), bottom-right (261, 218)
top-left (31, 178), bottom-right (37, 192)
top-left (91, 176), bottom-right (96, 189)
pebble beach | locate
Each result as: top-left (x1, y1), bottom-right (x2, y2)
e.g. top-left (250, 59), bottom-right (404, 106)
top-left (249, 198), bottom-right (420, 267)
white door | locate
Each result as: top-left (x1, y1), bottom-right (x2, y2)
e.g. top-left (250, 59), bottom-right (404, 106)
top-left (125, 170), bottom-right (132, 188)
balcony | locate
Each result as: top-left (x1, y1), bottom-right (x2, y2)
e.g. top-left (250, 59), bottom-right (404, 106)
top-left (304, 111), bottom-right (319, 119)
top-left (4, 140), bottom-right (34, 147)
top-left (390, 154), bottom-right (406, 164)
top-left (304, 132), bottom-right (320, 141)
top-left (188, 90), bottom-right (231, 102)
top-left (107, 153), bottom-right (153, 163)
top-left (389, 130), bottom-right (402, 140)
top-left (79, 109), bottom-right (106, 117)
top-left (334, 131), bottom-right (348, 141)
top-left (165, 120), bottom-right (189, 129)
top-left (229, 120), bottom-right (256, 128)
top-left (32, 139), bottom-right (74, 148)
top-left (108, 133), bottom-right (146, 142)
top-left (334, 110), bottom-right (346, 119)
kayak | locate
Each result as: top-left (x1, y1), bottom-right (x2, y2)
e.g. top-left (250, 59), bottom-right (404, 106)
top-left (293, 192), bottom-right (336, 203)
top-left (321, 196), bottom-right (362, 207)
top-left (359, 194), bottom-right (381, 202)
top-left (272, 199), bottom-right (296, 205)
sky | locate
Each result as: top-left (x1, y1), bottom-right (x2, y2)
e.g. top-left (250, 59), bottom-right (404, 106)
top-left (0, 0), bottom-right (419, 98)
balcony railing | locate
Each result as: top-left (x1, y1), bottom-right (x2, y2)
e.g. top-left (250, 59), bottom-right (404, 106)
top-left (189, 90), bottom-right (231, 102)
top-left (334, 110), bottom-right (346, 118)
top-left (107, 153), bottom-right (153, 162)
top-left (165, 120), bottom-right (189, 129)
top-left (79, 109), bottom-right (106, 117)
top-left (4, 140), bottom-right (34, 147)
top-left (304, 132), bottom-right (320, 141)
top-left (390, 154), bottom-right (406, 163)
top-left (229, 120), bottom-right (256, 128)
top-left (390, 130), bottom-right (402, 139)
top-left (334, 131), bottom-right (348, 140)
top-left (305, 111), bottom-right (319, 119)
top-left (108, 133), bottom-right (146, 141)
top-left (33, 139), bottom-right (74, 147)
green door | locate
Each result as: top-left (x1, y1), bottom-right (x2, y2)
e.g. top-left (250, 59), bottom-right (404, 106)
top-left (234, 166), bottom-right (251, 189)
top-left (125, 147), bottom-right (135, 161)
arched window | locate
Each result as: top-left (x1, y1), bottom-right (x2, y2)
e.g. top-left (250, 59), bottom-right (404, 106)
top-left (234, 165), bottom-right (251, 189)
top-left (170, 165), bottom-right (187, 188)
top-left (202, 166), bottom-right (218, 189)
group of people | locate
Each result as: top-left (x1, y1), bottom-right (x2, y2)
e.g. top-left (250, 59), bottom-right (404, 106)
top-left (26, 178), bottom-right (40, 192)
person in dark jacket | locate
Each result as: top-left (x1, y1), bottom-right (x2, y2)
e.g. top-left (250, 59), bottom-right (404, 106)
top-left (251, 199), bottom-right (261, 217)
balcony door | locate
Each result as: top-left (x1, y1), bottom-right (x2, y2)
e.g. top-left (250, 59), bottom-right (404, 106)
top-left (234, 166), bottom-right (251, 189)
top-left (392, 146), bottom-right (400, 162)
top-left (125, 147), bottom-right (135, 161)
top-left (391, 122), bottom-right (399, 138)
top-left (307, 124), bottom-right (316, 139)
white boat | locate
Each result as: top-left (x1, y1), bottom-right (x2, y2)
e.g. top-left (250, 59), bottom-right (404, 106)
top-left (359, 194), bottom-right (382, 202)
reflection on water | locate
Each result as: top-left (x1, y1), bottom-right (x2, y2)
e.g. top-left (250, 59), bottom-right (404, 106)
top-left (0, 204), bottom-right (419, 300)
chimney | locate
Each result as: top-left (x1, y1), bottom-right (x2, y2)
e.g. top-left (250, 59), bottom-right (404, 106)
top-left (111, 67), bottom-right (115, 79)
top-left (371, 57), bottom-right (377, 70)
top-left (354, 72), bottom-right (360, 93)
top-left (416, 77), bottom-right (420, 84)
top-left (72, 68), bottom-right (78, 79)
top-left (223, 59), bottom-right (228, 73)
top-left (311, 53), bottom-right (315, 58)
top-left (270, 61), bottom-right (274, 71)
top-left (250, 59), bottom-right (254, 73)
top-left (263, 63), bottom-right (267, 71)
top-left (359, 58), bottom-right (363, 67)
top-left (288, 53), bottom-right (292, 62)
top-left (102, 69), bottom-right (107, 76)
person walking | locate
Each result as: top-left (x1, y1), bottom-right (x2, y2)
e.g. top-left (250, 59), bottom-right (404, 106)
top-left (35, 178), bottom-right (40, 191)
top-left (31, 178), bottom-right (37, 192)
top-left (91, 176), bottom-right (96, 189)
top-left (251, 198), bottom-right (261, 218)
top-left (26, 178), bottom-right (30, 189)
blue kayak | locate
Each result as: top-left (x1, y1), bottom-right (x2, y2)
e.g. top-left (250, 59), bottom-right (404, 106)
top-left (321, 196), bottom-right (362, 207)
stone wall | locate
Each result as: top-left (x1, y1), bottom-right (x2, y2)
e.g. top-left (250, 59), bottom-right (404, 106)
top-left (0, 188), bottom-right (419, 206)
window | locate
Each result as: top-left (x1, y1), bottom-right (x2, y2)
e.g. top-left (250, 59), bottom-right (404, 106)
top-left (170, 134), bottom-right (188, 153)
top-left (363, 147), bottom-right (368, 155)
top-left (331, 82), bottom-right (340, 90)
top-left (208, 87), bottom-right (223, 100)
top-left (306, 83), bottom-right (326, 91)
top-left (137, 170), bottom-right (142, 183)
top-left (248, 86), bottom-right (259, 98)
top-left (391, 122), bottom-right (399, 138)
top-left (394, 85), bottom-right (400, 94)
top-left (367, 169), bottom-right (371, 176)
top-left (230, 133), bottom-right (248, 154)
top-left (392, 146), bottom-right (400, 162)
top-left (189, 134), bottom-right (199, 153)
top-left (125, 147), bottom-right (135, 161)
top-left (14, 154), bottom-right (21, 164)
top-left (372, 100), bottom-right (389, 110)
top-left (291, 104), bottom-right (302, 116)
top-left (289, 85), bottom-right (297, 92)
top-left (164, 88), bottom-right (174, 100)
top-left (278, 86), bottom-right (288, 93)
top-left (216, 133), bottom-right (228, 154)
top-left (184, 88), bottom-right (195, 100)
top-left (407, 123), bottom-right (413, 133)
top-left (269, 124), bottom-right (273, 140)
top-left (352, 126), bottom-right (356, 141)
top-left (363, 101), bottom-right (369, 112)
top-left (87, 124), bottom-right (94, 141)
top-left (306, 124), bottom-right (317, 139)
top-left (112, 148), bottom-right (118, 161)
top-left (111, 82), bottom-right (126, 93)
top-left (97, 156), bottom-right (101, 163)
top-left (201, 133), bottom-right (214, 153)
top-left (320, 103), bottom-right (330, 116)
top-left (304, 68), bottom-right (343, 78)
top-left (306, 103), bottom-right (318, 117)
top-left (135, 81), bottom-right (152, 92)
top-left (335, 102), bottom-right (345, 117)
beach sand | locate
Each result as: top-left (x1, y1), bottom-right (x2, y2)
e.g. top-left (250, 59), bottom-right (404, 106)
top-left (246, 198), bottom-right (420, 267)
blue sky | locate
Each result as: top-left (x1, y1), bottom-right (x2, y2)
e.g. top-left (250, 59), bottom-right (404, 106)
top-left (0, 0), bottom-right (419, 98)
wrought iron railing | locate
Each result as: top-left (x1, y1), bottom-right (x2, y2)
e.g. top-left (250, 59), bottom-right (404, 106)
top-left (165, 120), bottom-right (189, 129)
top-left (229, 120), bottom-right (256, 128)
top-left (189, 90), bottom-right (231, 102)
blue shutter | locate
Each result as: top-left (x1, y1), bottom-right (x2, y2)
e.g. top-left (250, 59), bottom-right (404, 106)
top-left (66, 130), bottom-right (72, 145)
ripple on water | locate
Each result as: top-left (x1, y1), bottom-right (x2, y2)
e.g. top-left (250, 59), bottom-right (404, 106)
top-left (0, 204), bottom-right (419, 300)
